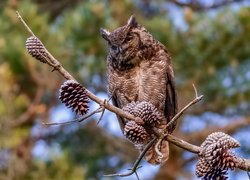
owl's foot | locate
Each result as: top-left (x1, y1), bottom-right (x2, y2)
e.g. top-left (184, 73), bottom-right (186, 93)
top-left (145, 139), bottom-right (169, 165)
top-left (155, 138), bottom-right (164, 161)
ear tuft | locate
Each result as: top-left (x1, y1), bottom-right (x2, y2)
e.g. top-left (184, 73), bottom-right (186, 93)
top-left (100, 28), bottom-right (110, 41)
top-left (127, 15), bottom-right (138, 27)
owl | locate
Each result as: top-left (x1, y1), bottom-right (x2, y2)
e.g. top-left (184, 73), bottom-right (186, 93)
top-left (100, 15), bottom-right (177, 164)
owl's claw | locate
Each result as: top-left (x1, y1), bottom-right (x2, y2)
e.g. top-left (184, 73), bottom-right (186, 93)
top-left (155, 138), bottom-right (164, 161)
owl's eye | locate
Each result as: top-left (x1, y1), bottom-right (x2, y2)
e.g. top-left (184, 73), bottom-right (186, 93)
top-left (111, 45), bottom-right (117, 50)
top-left (125, 35), bottom-right (133, 42)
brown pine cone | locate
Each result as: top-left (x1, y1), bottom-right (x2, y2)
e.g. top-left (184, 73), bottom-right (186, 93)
top-left (122, 101), bottom-right (162, 126)
top-left (124, 121), bottom-right (150, 146)
top-left (59, 80), bottom-right (89, 115)
top-left (26, 36), bottom-right (48, 63)
top-left (196, 132), bottom-right (240, 179)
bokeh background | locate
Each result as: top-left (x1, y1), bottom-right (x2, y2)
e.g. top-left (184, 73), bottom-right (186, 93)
top-left (0, 0), bottom-right (250, 179)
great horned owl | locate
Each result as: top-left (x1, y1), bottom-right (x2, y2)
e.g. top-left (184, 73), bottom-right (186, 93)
top-left (100, 15), bottom-right (177, 164)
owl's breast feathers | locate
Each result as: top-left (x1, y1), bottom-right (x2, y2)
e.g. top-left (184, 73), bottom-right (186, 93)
top-left (108, 44), bottom-right (177, 132)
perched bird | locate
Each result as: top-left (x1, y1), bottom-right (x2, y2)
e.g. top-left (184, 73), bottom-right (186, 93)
top-left (100, 15), bottom-right (177, 164)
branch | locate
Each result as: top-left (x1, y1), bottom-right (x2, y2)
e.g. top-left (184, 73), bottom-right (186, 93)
top-left (165, 84), bottom-right (203, 131)
top-left (43, 107), bottom-right (103, 126)
top-left (168, 0), bottom-right (244, 11)
top-left (166, 134), bottom-right (200, 154)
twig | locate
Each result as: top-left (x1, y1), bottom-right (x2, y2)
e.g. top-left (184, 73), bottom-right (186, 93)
top-left (16, 11), bottom-right (35, 37)
top-left (165, 85), bottom-right (203, 131)
top-left (168, 0), bottom-right (243, 11)
top-left (135, 171), bottom-right (140, 180)
top-left (97, 91), bottom-right (116, 125)
top-left (103, 137), bottom-right (157, 177)
top-left (43, 107), bottom-right (103, 126)
top-left (192, 84), bottom-right (198, 98)
top-left (97, 108), bottom-right (105, 125)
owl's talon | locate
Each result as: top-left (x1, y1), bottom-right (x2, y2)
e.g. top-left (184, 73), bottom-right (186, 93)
top-left (155, 138), bottom-right (164, 160)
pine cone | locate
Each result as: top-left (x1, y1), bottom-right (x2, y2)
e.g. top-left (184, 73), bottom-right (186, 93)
top-left (26, 36), bottom-right (48, 63)
top-left (196, 156), bottom-right (228, 180)
top-left (200, 132), bottom-right (240, 150)
top-left (59, 80), bottom-right (89, 115)
top-left (124, 121), bottom-right (150, 145)
top-left (196, 132), bottom-right (240, 179)
top-left (123, 101), bottom-right (162, 126)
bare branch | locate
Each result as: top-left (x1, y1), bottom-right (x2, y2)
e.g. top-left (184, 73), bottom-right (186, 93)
top-left (192, 84), bottom-right (198, 98)
top-left (43, 107), bottom-right (103, 126)
top-left (165, 85), bottom-right (203, 131)
top-left (97, 98), bottom-right (112, 125)
top-left (247, 171), bottom-right (250, 178)
top-left (16, 11), bottom-right (35, 37)
top-left (166, 134), bottom-right (200, 154)
top-left (168, 0), bottom-right (244, 11)
top-left (97, 108), bottom-right (105, 125)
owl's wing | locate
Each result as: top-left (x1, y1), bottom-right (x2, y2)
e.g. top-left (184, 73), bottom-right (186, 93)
top-left (165, 66), bottom-right (178, 132)
top-left (111, 91), bottom-right (126, 132)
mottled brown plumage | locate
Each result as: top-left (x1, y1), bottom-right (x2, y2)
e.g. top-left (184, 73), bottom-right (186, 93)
top-left (100, 15), bottom-right (177, 164)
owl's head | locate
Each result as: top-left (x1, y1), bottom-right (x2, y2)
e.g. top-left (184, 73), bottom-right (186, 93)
top-left (100, 15), bottom-right (148, 70)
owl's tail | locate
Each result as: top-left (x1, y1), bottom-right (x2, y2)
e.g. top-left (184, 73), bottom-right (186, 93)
top-left (144, 139), bottom-right (169, 165)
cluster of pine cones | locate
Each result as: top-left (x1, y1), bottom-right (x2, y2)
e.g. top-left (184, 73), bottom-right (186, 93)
top-left (196, 132), bottom-right (240, 179)
top-left (122, 101), bottom-right (163, 147)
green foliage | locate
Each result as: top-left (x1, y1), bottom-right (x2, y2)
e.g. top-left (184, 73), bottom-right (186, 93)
top-left (25, 153), bottom-right (86, 180)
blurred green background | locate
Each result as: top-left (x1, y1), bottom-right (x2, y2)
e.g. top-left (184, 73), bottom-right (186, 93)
top-left (0, 0), bottom-right (250, 179)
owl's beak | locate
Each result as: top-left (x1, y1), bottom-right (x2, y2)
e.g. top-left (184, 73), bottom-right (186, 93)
top-left (118, 47), bottom-right (123, 53)
top-left (100, 28), bottom-right (110, 42)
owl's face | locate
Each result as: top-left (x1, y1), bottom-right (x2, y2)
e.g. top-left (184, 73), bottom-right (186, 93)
top-left (100, 16), bottom-right (144, 70)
